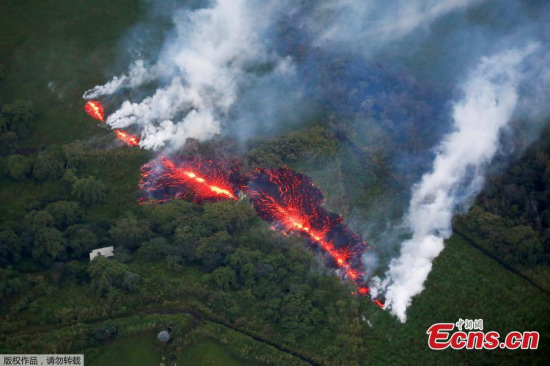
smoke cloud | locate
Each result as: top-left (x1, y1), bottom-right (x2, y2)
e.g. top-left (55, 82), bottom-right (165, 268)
top-left (84, 0), bottom-right (550, 322)
top-left (84, 0), bottom-right (297, 150)
top-left (375, 43), bottom-right (541, 322)
top-left (308, 0), bottom-right (482, 50)
top-left (84, 0), bottom-right (482, 150)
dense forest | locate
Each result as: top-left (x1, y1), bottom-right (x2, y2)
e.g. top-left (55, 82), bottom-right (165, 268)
top-left (1, 0), bottom-right (549, 364)
top-left (0, 87), bottom-right (548, 364)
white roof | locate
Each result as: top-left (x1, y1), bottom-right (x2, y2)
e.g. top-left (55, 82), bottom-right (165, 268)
top-left (89, 246), bottom-right (114, 261)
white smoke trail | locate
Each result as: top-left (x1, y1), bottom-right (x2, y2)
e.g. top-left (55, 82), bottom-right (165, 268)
top-left (84, 0), bottom-right (482, 151)
top-left (373, 43), bottom-right (540, 322)
top-left (83, 60), bottom-right (154, 99)
top-left (310, 0), bottom-right (483, 49)
top-left (83, 0), bottom-right (294, 150)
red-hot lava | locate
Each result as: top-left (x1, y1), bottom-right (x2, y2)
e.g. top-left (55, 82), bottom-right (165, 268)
top-left (241, 167), bottom-right (370, 294)
top-left (114, 129), bottom-right (140, 146)
top-left (84, 101), bottom-right (104, 122)
top-left (139, 156), bottom-right (239, 204)
top-left (84, 101), bottom-right (140, 147)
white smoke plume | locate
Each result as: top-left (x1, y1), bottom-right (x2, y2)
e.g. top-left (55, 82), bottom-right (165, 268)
top-left (84, 0), bottom-right (295, 150)
top-left (311, 0), bottom-right (483, 48)
top-left (84, 0), bottom-right (482, 151)
top-left (83, 60), bottom-right (154, 99)
top-left (374, 43), bottom-right (540, 322)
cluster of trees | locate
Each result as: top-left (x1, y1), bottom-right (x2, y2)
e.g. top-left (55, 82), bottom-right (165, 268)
top-left (0, 144), bottom-right (369, 362)
top-left (459, 206), bottom-right (544, 267)
top-left (458, 126), bottom-right (550, 269)
top-left (0, 100), bottom-right (35, 155)
top-left (1, 143), bottom-right (108, 204)
top-left (245, 126), bottom-right (337, 169)
top-left (0, 201), bottom-right (96, 267)
top-left (0, 49), bottom-right (547, 363)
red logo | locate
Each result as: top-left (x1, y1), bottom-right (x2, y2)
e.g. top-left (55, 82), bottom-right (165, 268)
top-left (427, 320), bottom-right (539, 350)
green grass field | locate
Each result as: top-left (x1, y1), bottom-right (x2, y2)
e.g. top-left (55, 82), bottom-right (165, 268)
top-left (87, 334), bottom-right (161, 366)
top-left (177, 340), bottom-right (246, 366)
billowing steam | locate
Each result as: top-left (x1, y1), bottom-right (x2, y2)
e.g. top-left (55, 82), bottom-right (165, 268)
top-left (83, 0), bottom-right (480, 151)
top-left (83, 0), bottom-right (550, 322)
top-left (373, 44), bottom-right (541, 322)
top-left (84, 0), bottom-right (295, 150)
top-left (308, 0), bottom-right (482, 49)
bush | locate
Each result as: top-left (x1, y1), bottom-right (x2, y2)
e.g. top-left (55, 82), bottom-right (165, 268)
top-left (1, 100), bottom-right (35, 138)
top-left (92, 320), bottom-right (118, 343)
top-left (109, 217), bottom-right (152, 250)
top-left (44, 201), bottom-right (83, 229)
top-left (33, 146), bottom-right (65, 180)
top-left (0, 131), bottom-right (17, 156)
top-left (6, 154), bottom-right (32, 180)
top-left (71, 177), bottom-right (107, 205)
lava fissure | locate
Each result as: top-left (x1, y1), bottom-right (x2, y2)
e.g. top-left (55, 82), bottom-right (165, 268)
top-left (84, 101), bottom-right (140, 146)
top-left (84, 101), bottom-right (105, 122)
top-left (241, 167), bottom-right (370, 293)
top-left (114, 129), bottom-right (140, 146)
top-left (83, 101), bottom-right (378, 302)
top-left (139, 156), bottom-right (239, 204)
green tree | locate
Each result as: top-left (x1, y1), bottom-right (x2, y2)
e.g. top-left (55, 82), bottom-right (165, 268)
top-left (141, 200), bottom-right (197, 235)
top-left (62, 141), bottom-right (86, 170)
top-left (87, 256), bottom-right (132, 297)
top-left (137, 237), bottom-right (170, 261)
top-left (44, 201), bottom-right (83, 229)
top-left (71, 177), bottom-right (107, 205)
top-left (65, 225), bottom-right (98, 259)
top-left (6, 154), bottom-right (31, 180)
top-left (0, 267), bottom-right (23, 302)
top-left (203, 200), bottom-right (257, 234)
top-left (0, 228), bottom-right (22, 265)
top-left (239, 262), bottom-right (257, 286)
top-left (1, 100), bottom-right (35, 138)
top-left (33, 146), bottom-right (65, 180)
top-left (210, 266), bottom-right (237, 290)
top-left (32, 227), bottom-right (66, 266)
top-left (109, 217), bottom-right (152, 249)
top-left (63, 260), bottom-right (89, 283)
top-left (195, 231), bottom-right (231, 272)
top-left (92, 320), bottom-right (118, 343)
top-left (504, 225), bottom-right (544, 266)
top-left (121, 271), bottom-right (140, 292)
top-left (0, 115), bottom-right (6, 133)
top-left (0, 131), bottom-right (17, 156)
top-left (23, 210), bottom-right (54, 234)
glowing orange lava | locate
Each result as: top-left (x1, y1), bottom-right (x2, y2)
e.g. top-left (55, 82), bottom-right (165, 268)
top-left (242, 167), bottom-right (370, 292)
top-left (84, 101), bottom-right (104, 122)
top-left (138, 158), bottom-right (384, 306)
top-left (114, 129), bottom-right (140, 146)
top-left (268, 199), bottom-right (366, 285)
top-left (373, 299), bottom-right (385, 308)
top-left (139, 157), bottom-right (239, 204)
top-left (162, 158), bottom-right (237, 200)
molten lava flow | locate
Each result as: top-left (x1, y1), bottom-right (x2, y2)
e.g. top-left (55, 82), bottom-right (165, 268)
top-left (114, 129), bottom-right (140, 146)
top-left (139, 156), bottom-right (239, 204)
top-left (84, 101), bottom-right (104, 122)
top-left (83, 102), bottom-right (139, 146)
top-left (241, 167), bottom-right (370, 291)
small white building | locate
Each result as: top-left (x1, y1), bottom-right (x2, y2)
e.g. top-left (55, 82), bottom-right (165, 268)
top-left (89, 246), bottom-right (114, 261)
